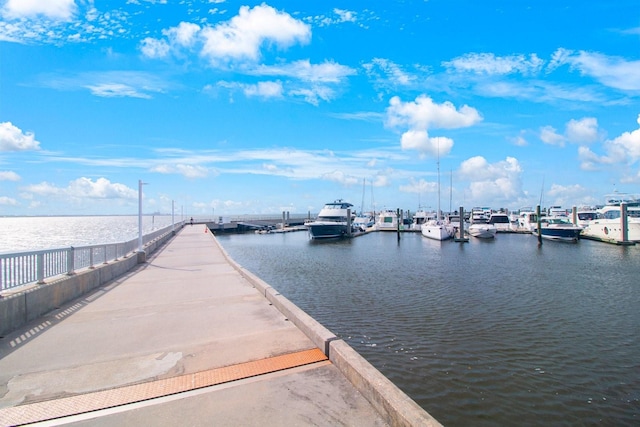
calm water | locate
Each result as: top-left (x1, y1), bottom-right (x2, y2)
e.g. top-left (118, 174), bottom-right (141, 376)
top-left (216, 230), bottom-right (639, 427)
top-left (0, 215), bottom-right (176, 253)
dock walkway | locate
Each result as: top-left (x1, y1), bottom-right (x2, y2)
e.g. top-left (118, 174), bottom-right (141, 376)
top-left (0, 225), bottom-right (440, 426)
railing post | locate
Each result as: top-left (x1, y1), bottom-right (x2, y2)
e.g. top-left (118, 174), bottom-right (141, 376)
top-left (89, 247), bottom-right (95, 269)
top-left (37, 252), bottom-right (45, 284)
top-left (67, 247), bottom-right (75, 275)
top-left (103, 245), bottom-right (109, 264)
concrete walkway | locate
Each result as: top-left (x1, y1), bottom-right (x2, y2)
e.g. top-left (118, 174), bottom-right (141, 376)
top-left (0, 225), bottom-right (441, 426)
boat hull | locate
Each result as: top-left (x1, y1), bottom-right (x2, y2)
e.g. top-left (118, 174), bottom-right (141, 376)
top-left (581, 220), bottom-right (640, 243)
top-left (306, 222), bottom-right (350, 239)
top-left (469, 224), bottom-right (497, 239)
top-left (533, 227), bottom-right (581, 242)
top-left (421, 222), bottom-right (454, 241)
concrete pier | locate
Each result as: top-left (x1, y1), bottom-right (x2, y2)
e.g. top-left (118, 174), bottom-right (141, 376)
top-left (0, 225), bottom-right (440, 426)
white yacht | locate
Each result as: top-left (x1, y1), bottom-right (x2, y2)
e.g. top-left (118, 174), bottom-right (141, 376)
top-left (305, 200), bottom-right (356, 239)
top-left (421, 218), bottom-right (455, 241)
top-left (375, 209), bottom-right (399, 231)
top-left (409, 210), bottom-right (434, 232)
top-left (487, 212), bottom-right (512, 232)
top-left (468, 222), bottom-right (497, 239)
top-left (581, 203), bottom-right (640, 243)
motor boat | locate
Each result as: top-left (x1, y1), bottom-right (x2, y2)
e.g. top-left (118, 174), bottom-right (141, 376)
top-left (468, 222), bottom-right (497, 239)
top-left (533, 217), bottom-right (582, 243)
top-left (375, 209), bottom-right (399, 231)
top-left (305, 200), bottom-right (356, 239)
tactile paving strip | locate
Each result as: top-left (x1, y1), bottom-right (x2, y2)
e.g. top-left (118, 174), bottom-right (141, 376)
top-left (0, 348), bottom-right (327, 426)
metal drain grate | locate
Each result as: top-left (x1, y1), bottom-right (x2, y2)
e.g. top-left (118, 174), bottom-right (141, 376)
top-left (0, 348), bottom-right (328, 426)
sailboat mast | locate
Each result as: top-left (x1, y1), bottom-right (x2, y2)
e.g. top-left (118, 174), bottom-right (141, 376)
top-left (437, 147), bottom-right (441, 221)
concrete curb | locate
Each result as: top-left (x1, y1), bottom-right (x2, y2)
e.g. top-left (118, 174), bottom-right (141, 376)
top-left (330, 340), bottom-right (443, 427)
top-left (209, 233), bottom-right (442, 427)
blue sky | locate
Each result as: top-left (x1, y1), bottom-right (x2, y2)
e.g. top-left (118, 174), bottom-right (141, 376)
top-left (1, 0), bottom-right (639, 217)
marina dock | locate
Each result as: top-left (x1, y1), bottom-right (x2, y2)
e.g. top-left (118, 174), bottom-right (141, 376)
top-left (0, 225), bottom-right (440, 426)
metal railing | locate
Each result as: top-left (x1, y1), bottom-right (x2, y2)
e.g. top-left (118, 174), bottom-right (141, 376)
top-left (1, 222), bottom-right (184, 292)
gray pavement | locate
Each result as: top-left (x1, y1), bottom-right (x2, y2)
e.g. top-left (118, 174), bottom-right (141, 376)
top-left (0, 225), bottom-right (440, 426)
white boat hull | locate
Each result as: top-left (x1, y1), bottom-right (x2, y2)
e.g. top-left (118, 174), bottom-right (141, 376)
top-left (581, 219), bottom-right (640, 243)
top-left (469, 224), bottom-right (497, 239)
top-left (421, 222), bottom-right (454, 241)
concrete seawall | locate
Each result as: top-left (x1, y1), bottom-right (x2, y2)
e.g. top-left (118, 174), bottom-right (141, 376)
top-left (210, 234), bottom-right (442, 427)
top-left (0, 228), bottom-right (179, 337)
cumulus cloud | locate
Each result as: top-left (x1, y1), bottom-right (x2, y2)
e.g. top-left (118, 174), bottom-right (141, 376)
top-left (459, 156), bottom-right (524, 203)
top-left (0, 122), bottom-right (41, 151)
top-left (578, 114), bottom-right (640, 170)
top-left (0, 171), bottom-right (21, 181)
top-left (386, 95), bottom-right (482, 130)
top-left (142, 4), bottom-right (310, 66)
top-left (565, 117), bottom-right (600, 144)
top-left (23, 177), bottom-right (137, 199)
top-left (539, 125), bottom-right (566, 146)
top-left (1, 0), bottom-right (77, 20)
top-left (385, 95), bottom-right (482, 157)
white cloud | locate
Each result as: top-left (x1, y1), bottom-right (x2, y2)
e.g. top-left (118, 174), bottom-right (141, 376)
top-left (386, 95), bottom-right (482, 131)
top-left (333, 8), bottom-right (357, 23)
top-left (2, 0), bottom-right (77, 21)
top-left (254, 59), bottom-right (356, 83)
top-left (163, 21), bottom-right (200, 47)
top-left (23, 177), bottom-right (137, 199)
top-left (444, 53), bottom-right (544, 76)
top-left (459, 156), bottom-right (524, 204)
top-left (399, 178), bottom-right (438, 194)
top-left (151, 164), bottom-right (210, 178)
top-left (321, 170), bottom-right (359, 186)
top-left (0, 170), bottom-right (20, 181)
top-left (547, 48), bottom-right (640, 92)
top-left (200, 4), bottom-right (310, 65)
top-left (386, 95), bottom-right (482, 156)
top-left (539, 125), bottom-right (566, 146)
top-left (363, 58), bottom-right (415, 86)
top-left (578, 114), bottom-right (640, 169)
top-left (603, 114), bottom-right (640, 162)
top-left (140, 37), bottom-right (171, 59)
top-left (565, 117), bottom-right (600, 144)
top-left (0, 122), bottom-right (41, 151)
top-left (0, 196), bottom-right (18, 206)
top-left (400, 131), bottom-right (453, 158)
top-left (85, 83), bottom-right (152, 98)
top-left (243, 81), bottom-right (283, 98)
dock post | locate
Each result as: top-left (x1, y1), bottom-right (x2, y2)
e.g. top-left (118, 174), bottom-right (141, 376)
top-left (621, 203), bottom-right (629, 243)
top-left (396, 208), bottom-right (401, 241)
top-left (572, 206), bottom-right (577, 226)
top-left (536, 205), bottom-right (542, 245)
top-left (282, 211), bottom-right (286, 230)
top-left (347, 208), bottom-right (352, 237)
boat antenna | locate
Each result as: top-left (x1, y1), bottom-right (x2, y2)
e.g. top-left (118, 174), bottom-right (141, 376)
top-left (539, 176), bottom-right (545, 207)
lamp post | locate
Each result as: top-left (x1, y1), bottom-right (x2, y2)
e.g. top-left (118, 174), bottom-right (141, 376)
top-left (138, 180), bottom-right (148, 253)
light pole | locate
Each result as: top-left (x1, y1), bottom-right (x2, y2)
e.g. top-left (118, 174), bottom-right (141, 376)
top-left (138, 180), bottom-right (148, 253)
